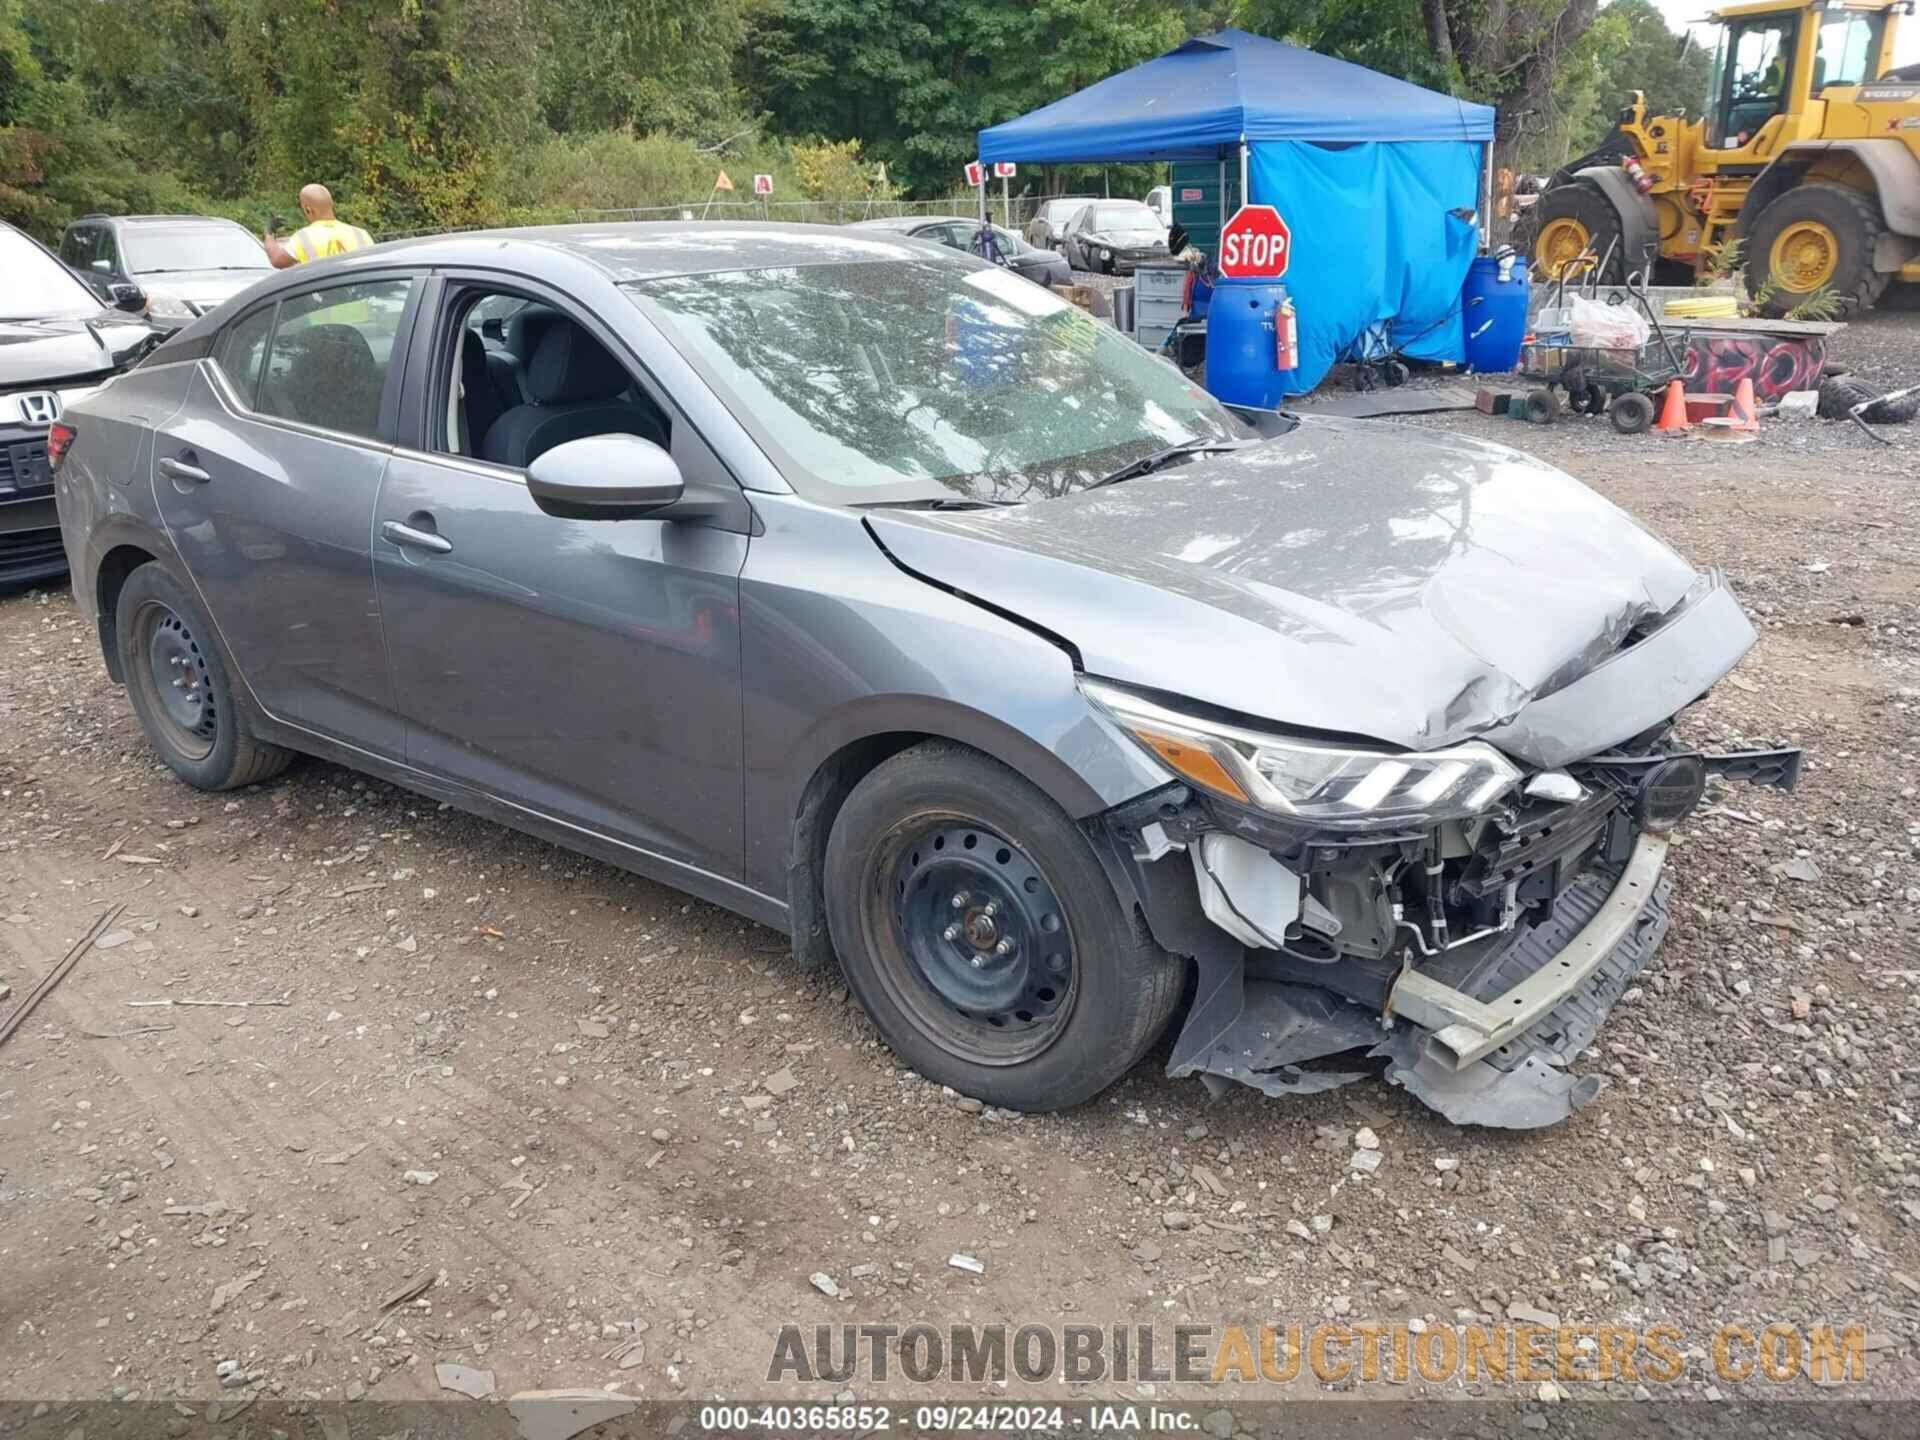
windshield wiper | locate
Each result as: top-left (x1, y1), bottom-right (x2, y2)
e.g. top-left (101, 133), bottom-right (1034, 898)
top-left (1087, 440), bottom-right (1246, 490)
top-left (859, 497), bottom-right (1015, 512)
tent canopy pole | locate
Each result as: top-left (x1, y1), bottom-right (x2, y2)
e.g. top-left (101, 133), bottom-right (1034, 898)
top-left (1239, 139), bottom-right (1249, 209)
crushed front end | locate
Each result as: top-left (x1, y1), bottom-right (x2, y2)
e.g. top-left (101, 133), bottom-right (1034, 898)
top-left (1081, 573), bottom-right (1801, 1129)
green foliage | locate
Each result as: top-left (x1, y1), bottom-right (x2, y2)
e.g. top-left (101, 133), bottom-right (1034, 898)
top-left (1568, 0), bottom-right (1713, 155)
top-left (792, 139), bottom-right (893, 201)
top-left (0, 0), bottom-right (1663, 242)
top-left (535, 0), bottom-right (750, 136)
top-left (745, 0), bottom-right (1185, 194)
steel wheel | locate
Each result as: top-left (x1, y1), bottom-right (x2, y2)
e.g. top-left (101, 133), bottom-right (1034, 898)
top-left (877, 816), bottom-right (1078, 1065)
top-left (133, 599), bottom-right (218, 761)
top-left (1767, 219), bottom-right (1839, 293)
top-left (1534, 216), bottom-right (1591, 278)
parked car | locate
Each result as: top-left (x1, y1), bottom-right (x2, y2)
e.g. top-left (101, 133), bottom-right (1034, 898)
top-left (1024, 196), bottom-right (1095, 252)
top-left (60, 214), bottom-right (272, 333)
top-left (1062, 199), bottom-right (1172, 274)
top-left (55, 224), bottom-right (1798, 1128)
top-left (1, 221), bottom-right (160, 585)
top-left (1144, 185), bottom-right (1172, 228)
top-left (846, 215), bottom-right (1070, 287)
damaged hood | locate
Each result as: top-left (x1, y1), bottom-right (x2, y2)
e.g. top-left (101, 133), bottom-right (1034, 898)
top-left (867, 417), bottom-right (1719, 754)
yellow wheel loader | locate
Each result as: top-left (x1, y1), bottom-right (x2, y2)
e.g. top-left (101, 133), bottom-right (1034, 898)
top-left (1527, 0), bottom-right (1920, 315)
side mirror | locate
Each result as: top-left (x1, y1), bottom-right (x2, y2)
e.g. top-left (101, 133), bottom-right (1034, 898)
top-left (526, 433), bottom-right (685, 520)
top-left (108, 282), bottom-right (147, 314)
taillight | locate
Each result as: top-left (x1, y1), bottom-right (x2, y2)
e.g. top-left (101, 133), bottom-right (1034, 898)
top-left (46, 421), bottom-right (76, 472)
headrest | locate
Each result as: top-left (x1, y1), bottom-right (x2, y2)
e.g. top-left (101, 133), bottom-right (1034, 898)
top-left (504, 304), bottom-right (563, 359)
top-left (526, 323), bottom-right (629, 405)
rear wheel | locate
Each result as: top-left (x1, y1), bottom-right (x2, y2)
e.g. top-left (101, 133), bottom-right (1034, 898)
top-left (117, 564), bottom-right (291, 791)
top-left (824, 742), bottom-right (1182, 1112)
top-left (1746, 183), bottom-right (1886, 317)
top-left (1530, 181), bottom-right (1626, 282)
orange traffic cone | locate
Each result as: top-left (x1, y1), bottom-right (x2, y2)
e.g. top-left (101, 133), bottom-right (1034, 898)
top-left (1655, 379), bottom-right (1690, 433)
top-left (1726, 376), bottom-right (1759, 431)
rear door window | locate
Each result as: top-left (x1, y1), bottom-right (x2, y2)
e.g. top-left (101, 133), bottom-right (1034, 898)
top-left (255, 278), bottom-right (417, 442)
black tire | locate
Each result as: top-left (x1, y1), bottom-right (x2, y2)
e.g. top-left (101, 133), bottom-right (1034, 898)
top-left (1884, 281), bottom-right (1920, 312)
top-left (1819, 373), bottom-right (1919, 425)
top-left (116, 564), bottom-right (291, 791)
top-left (1745, 183), bottom-right (1886, 318)
top-left (1529, 180), bottom-right (1627, 283)
top-left (1524, 388), bottom-right (1560, 424)
top-left (1818, 374), bottom-right (1876, 419)
top-left (1609, 391), bottom-right (1655, 435)
top-left (824, 741), bottom-right (1183, 1112)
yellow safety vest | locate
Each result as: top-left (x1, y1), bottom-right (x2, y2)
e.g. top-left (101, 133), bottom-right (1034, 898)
top-left (287, 219), bottom-right (374, 263)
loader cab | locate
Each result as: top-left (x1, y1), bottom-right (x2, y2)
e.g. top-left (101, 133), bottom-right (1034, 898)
top-left (1704, 9), bottom-right (1801, 149)
top-left (1702, 2), bottom-right (1896, 153)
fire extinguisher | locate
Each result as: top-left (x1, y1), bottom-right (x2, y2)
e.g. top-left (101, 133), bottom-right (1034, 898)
top-left (1621, 155), bottom-right (1654, 194)
top-left (1274, 296), bottom-right (1299, 372)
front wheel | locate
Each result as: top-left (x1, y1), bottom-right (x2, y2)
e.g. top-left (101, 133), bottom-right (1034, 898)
top-left (824, 743), bottom-right (1183, 1111)
top-left (116, 564), bottom-right (292, 791)
top-left (1746, 183), bottom-right (1886, 317)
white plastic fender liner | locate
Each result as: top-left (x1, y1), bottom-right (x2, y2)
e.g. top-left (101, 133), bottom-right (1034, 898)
top-left (1190, 832), bottom-right (1302, 949)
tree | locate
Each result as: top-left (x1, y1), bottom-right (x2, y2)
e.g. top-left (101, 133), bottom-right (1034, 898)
top-left (745, 0), bottom-right (1185, 195)
top-left (1235, 0), bottom-right (1608, 163)
top-left (535, 0), bottom-right (750, 137)
top-left (1582, 0), bottom-right (1712, 143)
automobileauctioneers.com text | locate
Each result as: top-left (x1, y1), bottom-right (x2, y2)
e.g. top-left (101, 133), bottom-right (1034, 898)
top-left (767, 1321), bottom-right (1874, 1387)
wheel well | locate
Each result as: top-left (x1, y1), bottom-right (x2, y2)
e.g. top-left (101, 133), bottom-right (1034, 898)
top-left (95, 544), bottom-right (158, 683)
top-left (786, 732), bottom-right (934, 971)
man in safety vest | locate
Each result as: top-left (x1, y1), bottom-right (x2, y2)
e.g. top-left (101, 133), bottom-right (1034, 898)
top-left (263, 185), bottom-right (374, 269)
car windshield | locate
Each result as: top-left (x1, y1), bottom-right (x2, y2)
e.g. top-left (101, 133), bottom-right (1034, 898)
top-left (0, 227), bottom-right (104, 320)
top-left (1087, 204), bottom-right (1158, 231)
top-left (122, 224), bottom-right (268, 274)
top-left (630, 258), bottom-right (1247, 505)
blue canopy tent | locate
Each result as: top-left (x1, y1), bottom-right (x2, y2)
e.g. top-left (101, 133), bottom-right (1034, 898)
top-left (978, 30), bottom-right (1496, 394)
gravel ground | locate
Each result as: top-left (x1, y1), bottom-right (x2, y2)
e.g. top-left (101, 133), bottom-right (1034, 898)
top-left (1, 308), bottom-right (1917, 1418)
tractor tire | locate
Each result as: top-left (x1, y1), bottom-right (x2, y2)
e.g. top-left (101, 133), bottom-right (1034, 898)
top-left (1745, 183), bottom-right (1886, 318)
top-left (1529, 180), bottom-right (1627, 283)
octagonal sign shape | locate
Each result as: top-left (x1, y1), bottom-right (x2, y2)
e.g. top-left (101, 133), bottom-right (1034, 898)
top-left (1217, 204), bottom-right (1292, 280)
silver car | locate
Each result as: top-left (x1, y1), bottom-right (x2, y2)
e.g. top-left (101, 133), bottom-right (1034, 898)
top-left (53, 224), bottom-right (1798, 1128)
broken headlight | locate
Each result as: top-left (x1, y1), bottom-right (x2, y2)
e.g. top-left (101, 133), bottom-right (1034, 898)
top-left (1082, 679), bottom-right (1521, 832)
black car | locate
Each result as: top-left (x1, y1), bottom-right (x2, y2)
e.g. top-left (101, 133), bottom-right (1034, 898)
top-left (1, 222), bottom-right (161, 585)
top-left (845, 216), bottom-right (1071, 288)
top-left (60, 214), bottom-right (272, 334)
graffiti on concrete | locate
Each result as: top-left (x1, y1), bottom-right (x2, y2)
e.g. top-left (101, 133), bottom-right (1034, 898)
top-left (1679, 331), bottom-right (1827, 401)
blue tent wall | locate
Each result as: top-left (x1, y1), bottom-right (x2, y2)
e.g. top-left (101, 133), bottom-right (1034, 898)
top-left (1249, 139), bottom-right (1482, 395)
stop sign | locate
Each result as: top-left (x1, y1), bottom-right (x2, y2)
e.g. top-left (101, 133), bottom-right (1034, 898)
top-left (1217, 204), bottom-right (1292, 280)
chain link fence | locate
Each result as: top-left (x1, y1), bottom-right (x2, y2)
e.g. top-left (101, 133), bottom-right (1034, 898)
top-left (381, 195), bottom-right (1041, 242)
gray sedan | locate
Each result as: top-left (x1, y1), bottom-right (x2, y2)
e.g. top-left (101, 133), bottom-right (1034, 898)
top-left (845, 215), bottom-right (1070, 288)
top-left (53, 224), bottom-right (1798, 1127)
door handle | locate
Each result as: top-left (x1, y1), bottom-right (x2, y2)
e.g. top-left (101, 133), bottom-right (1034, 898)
top-left (158, 456), bottom-right (210, 484)
top-left (381, 519), bottom-right (453, 555)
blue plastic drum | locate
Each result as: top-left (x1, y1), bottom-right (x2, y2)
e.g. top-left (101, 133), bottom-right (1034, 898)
top-left (1461, 256), bottom-right (1529, 374)
top-left (1204, 278), bottom-right (1292, 408)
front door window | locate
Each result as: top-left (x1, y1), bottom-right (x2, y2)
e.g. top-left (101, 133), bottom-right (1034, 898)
top-left (1710, 16), bottom-right (1797, 148)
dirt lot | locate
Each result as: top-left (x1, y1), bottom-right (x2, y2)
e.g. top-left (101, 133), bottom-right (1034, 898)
top-left (3, 310), bottom-right (1918, 1417)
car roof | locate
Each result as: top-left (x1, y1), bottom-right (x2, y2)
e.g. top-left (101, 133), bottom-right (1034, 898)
top-left (847, 216), bottom-right (1008, 232)
top-left (149, 222), bottom-right (981, 351)
top-left (345, 222), bottom-right (954, 283)
top-left (79, 214), bottom-right (252, 228)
